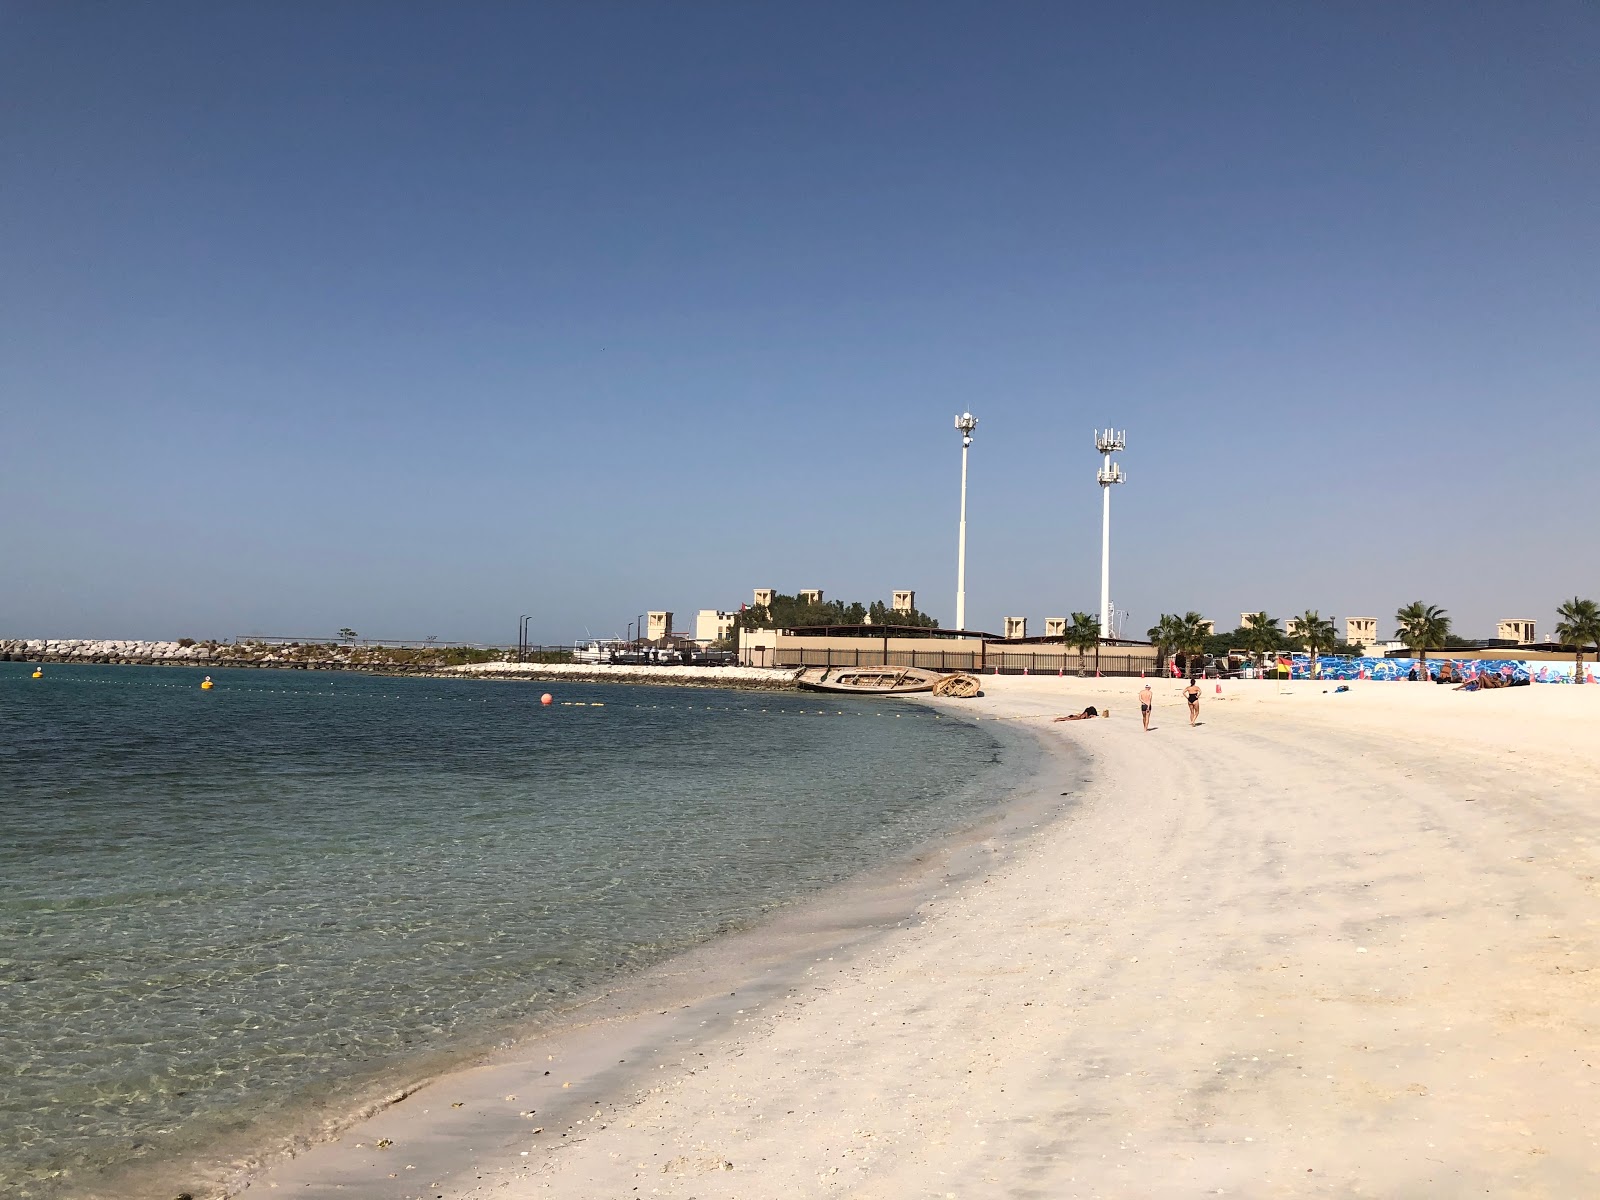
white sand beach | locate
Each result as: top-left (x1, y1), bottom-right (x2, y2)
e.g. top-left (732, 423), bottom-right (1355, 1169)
top-left (244, 675), bottom-right (1600, 1199)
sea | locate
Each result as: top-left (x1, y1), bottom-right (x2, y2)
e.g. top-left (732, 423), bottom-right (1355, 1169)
top-left (0, 662), bottom-right (1036, 1199)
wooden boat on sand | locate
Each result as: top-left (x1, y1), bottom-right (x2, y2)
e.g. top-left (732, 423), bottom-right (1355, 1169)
top-left (795, 665), bottom-right (943, 695)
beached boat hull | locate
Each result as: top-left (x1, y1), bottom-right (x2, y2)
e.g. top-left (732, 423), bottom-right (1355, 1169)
top-left (795, 665), bottom-right (941, 695)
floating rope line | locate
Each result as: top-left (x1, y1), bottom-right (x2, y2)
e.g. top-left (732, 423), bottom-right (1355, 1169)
top-left (1, 672), bottom-right (964, 718)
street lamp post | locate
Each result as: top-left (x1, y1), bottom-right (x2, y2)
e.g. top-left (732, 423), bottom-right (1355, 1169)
top-left (518, 614), bottom-right (533, 662)
top-left (1095, 430), bottom-right (1126, 640)
top-left (954, 412), bottom-right (978, 631)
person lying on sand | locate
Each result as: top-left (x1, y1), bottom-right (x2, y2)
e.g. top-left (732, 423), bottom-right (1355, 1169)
top-left (1053, 706), bottom-right (1104, 721)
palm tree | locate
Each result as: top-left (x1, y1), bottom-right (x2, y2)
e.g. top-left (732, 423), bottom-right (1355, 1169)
top-left (1065, 612), bottom-right (1100, 670)
top-left (1174, 611), bottom-right (1210, 678)
top-left (1291, 609), bottom-right (1339, 673)
top-left (1554, 597), bottom-right (1600, 684)
top-left (1394, 602), bottom-right (1450, 678)
top-left (1147, 613), bottom-right (1182, 674)
top-left (1241, 611), bottom-right (1282, 669)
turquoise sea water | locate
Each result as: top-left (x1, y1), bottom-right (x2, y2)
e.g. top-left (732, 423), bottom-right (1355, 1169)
top-left (0, 663), bottom-right (1028, 1198)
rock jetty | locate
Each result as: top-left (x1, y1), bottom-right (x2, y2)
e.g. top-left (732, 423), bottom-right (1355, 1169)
top-left (2, 639), bottom-right (406, 670)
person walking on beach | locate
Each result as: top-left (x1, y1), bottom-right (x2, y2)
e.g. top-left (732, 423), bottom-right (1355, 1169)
top-left (1139, 681), bottom-right (1153, 730)
top-left (1183, 678), bottom-right (1200, 726)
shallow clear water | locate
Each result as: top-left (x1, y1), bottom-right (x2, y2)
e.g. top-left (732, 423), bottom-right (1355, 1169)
top-left (0, 663), bottom-right (1026, 1197)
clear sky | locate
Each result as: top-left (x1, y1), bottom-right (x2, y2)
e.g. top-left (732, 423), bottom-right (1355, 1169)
top-left (3, 3), bottom-right (1596, 645)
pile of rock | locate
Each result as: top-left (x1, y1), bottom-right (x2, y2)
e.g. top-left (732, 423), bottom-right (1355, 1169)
top-left (0, 639), bottom-right (510, 673)
top-left (0, 639), bottom-right (378, 668)
top-left (0, 638), bottom-right (223, 663)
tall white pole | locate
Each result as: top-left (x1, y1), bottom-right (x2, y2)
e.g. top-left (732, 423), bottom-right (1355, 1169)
top-left (954, 412), bottom-right (977, 631)
top-left (1100, 483), bottom-right (1111, 636)
top-left (956, 438), bottom-right (970, 631)
top-left (1094, 428), bottom-right (1126, 642)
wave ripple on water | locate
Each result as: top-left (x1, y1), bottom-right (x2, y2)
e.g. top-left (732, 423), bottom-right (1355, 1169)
top-left (0, 664), bottom-right (1026, 1198)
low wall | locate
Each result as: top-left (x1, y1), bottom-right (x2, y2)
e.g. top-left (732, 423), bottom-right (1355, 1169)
top-left (1285, 655), bottom-right (1595, 684)
top-left (741, 634), bottom-right (1157, 676)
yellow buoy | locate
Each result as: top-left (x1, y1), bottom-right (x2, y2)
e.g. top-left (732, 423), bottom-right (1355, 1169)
top-left (32, 668), bottom-right (43, 678)
top-left (201, 676), bottom-right (214, 690)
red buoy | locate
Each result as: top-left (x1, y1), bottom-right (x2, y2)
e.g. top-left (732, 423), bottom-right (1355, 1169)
top-left (540, 693), bottom-right (553, 706)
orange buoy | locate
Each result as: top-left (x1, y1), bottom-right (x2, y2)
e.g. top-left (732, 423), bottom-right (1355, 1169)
top-left (540, 693), bottom-right (553, 706)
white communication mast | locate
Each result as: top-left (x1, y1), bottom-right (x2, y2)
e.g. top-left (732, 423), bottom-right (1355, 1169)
top-left (1095, 429), bottom-right (1126, 640)
top-left (954, 412), bottom-right (978, 631)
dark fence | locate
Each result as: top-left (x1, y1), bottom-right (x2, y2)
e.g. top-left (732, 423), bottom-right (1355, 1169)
top-left (757, 645), bottom-right (1155, 677)
top-left (775, 647), bottom-right (985, 671)
top-left (982, 652), bottom-right (1152, 677)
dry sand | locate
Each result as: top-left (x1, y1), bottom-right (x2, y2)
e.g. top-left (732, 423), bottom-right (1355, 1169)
top-left (242, 676), bottom-right (1600, 1199)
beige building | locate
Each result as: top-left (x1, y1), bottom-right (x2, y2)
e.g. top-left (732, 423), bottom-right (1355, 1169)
top-left (1497, 618), bottom-right (1536, 643)
top-left (1345, 616), bottom-right (1378, 651)
top-left (1004, 616), bottom-right (1028, 640)
top-left (798, 588), bottom-right (824, 606)
top-left (752, 588), bottom-right (775, 609)
top-left (892, 590), bottom-right (916, 615)
top-left (738, 627), bottom-right (1158, 675)
top-left (1198, 619), bottom-right (1216, 636)
top-left (646, 611), bottom-right (673, 642)
top-left (695, 609), bottom-right (735, 646)
top-left (1044, 617), bottom-right (1066, 638)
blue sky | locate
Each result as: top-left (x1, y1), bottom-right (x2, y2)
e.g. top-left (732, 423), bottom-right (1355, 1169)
top-left (3, 3), bottom-right (1596, 644)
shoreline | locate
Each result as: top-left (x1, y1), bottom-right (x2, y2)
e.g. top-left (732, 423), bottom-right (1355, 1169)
top-left (71, 687), bottom-right (1052, 1200)
top-left (431, 662), bottom-right (802, 690)
top-left (243, 675), bottom-right (1599, 1197)
top-left (210, 703), bottom-right (1066, 1200)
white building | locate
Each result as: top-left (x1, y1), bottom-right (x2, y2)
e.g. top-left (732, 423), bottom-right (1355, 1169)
top-left (695, 609), bottom-right (736, 646)
top-left (1344, 617), bottom-right (1379, 653)
top-left (1497, 618), bottom-right (1536, 644)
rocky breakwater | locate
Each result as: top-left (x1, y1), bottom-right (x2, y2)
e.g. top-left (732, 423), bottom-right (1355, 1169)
top-left (0, 639), bottom-right (379, 670)
top-left (2, 638), bottom-right (218, 664)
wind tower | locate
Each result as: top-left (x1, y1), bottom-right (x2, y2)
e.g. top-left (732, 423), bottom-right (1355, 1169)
top-left (1095, 429), bottom-right (1126, 640)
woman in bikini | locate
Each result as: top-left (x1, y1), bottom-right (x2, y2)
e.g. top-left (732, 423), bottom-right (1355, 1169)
top-left (1183, 678), bottom-right (1201, 726)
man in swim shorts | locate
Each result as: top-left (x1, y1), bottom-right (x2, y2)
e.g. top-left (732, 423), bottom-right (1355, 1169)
top-left (1139, 682), bottom-right (1153, 730)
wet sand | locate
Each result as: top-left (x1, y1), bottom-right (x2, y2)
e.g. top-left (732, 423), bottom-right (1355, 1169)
top-left (238, 676), bottom-right (1600, 1198)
